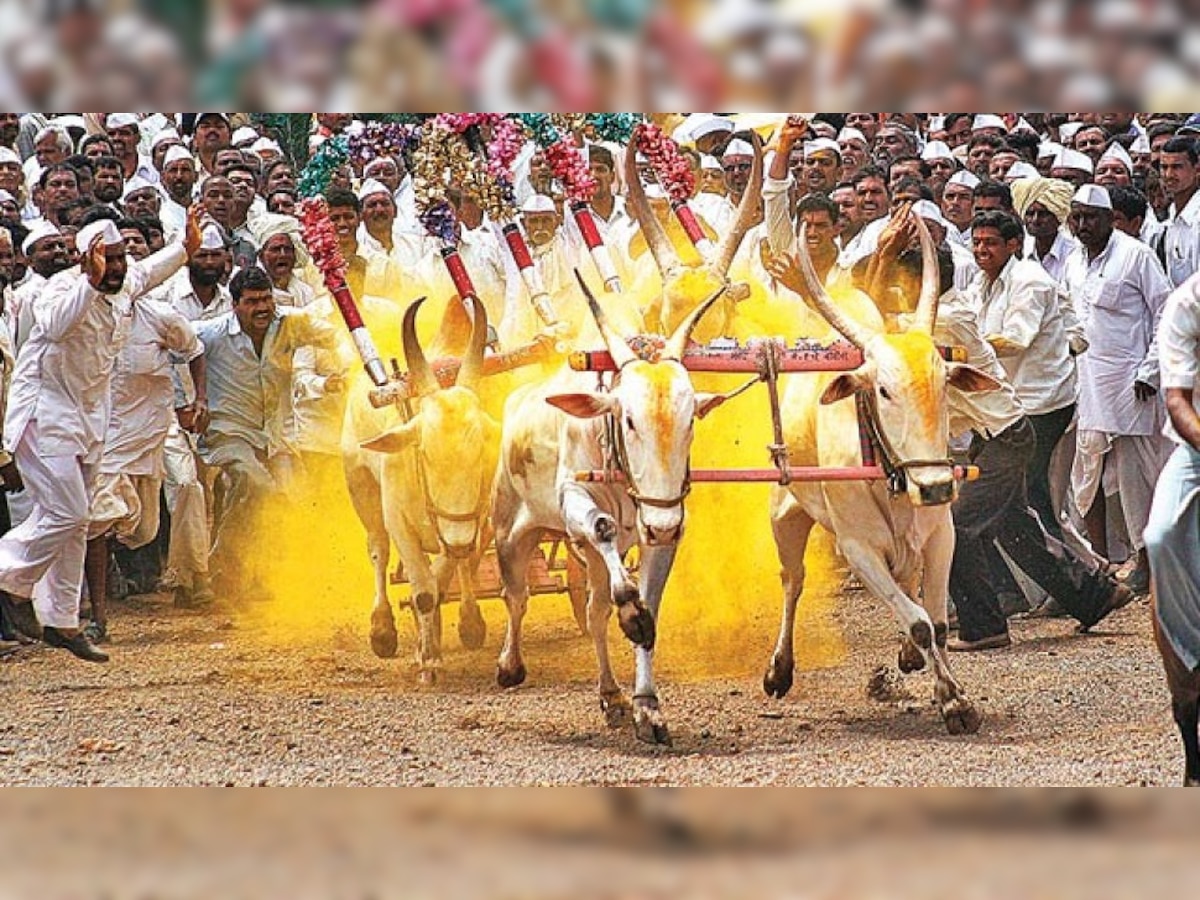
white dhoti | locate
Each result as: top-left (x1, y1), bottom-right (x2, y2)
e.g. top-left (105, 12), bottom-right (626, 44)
top-left (0, 423), bottom-right (96, 629)
top-left (162, 425), bottom-right (210, 587)
top-left (87, 472), bottom-right (162, 549)
top-left (1145, 445), bottom-right (1200, 670)
top-left (1071, 430), bottom-right (1171, 552)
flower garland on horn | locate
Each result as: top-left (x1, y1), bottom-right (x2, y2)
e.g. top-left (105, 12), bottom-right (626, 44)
top-left (633, 122), bottom-right (712, 257)
top-left (412, 121), bottom-right (481, 302)
top-left (297, 197), bottom-right (388, 387)
top-left (297, 135), bottom-right (350, 199)
top-left (348, 121), bottom-right (421, 171)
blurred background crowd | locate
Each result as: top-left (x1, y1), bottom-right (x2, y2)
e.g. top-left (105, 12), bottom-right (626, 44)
top-left (2, 0), bottom-right (1200, 110)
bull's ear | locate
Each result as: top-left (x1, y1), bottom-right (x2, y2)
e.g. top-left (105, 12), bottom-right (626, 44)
top-left (545, 393), bottom-right (619, 419)
top-left (360, 419), bottom-right (420, 453)
top-left (820, 371), bottom-right (869, 405)
top-left (947, 363), bottom-right (1003, 394)
top-left (694, 392), bottom-right (726, 420)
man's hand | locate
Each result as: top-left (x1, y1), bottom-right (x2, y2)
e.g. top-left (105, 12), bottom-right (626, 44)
top-left (1134, 380), bottom-right (1158, 401)
top-left (877, 203), bottom-right (916, 254)
top-left (81, 234), bottom-right (107, 291)
top-left (776, 117), bottom-right (810, 151)
top-left (184, 204), bottom-right (204, 258)
top-left (0, 460), bottom-right (23, 493)
top-left (324, 373), bottom-right (346, 395)
top-left (764, 250), bottom-right (807, 297)
top-left (986, 334), bottom-right (1023, 356)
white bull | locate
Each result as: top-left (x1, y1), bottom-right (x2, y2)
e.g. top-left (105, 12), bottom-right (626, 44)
top-left (342, 296), bottom-right (499, 684)
top-left (492, 276), bottom-right (727, 745)
top-left (763, 222), bottom-right (1000, 734)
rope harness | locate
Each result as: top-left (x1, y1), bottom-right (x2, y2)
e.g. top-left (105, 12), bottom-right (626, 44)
top-left (854, 389), bottom-right (954, 496)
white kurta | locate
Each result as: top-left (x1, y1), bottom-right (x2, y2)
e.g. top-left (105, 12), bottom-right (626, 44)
top-left (1162, 190), bottom-right (1200, 288)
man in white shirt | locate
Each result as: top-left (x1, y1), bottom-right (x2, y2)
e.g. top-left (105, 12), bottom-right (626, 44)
top-left (0, 210), bottom-right (200, 661)
top-left (1160, 137), bottom-right (1200, 288)
top-left (1064, 185), bottom-right (1173, 594)
top-left (1011, 177), bottom-right (1078, 284)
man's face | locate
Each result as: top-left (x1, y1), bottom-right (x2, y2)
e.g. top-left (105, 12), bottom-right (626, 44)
top-left (1159, 151), bottom-right (1199, 199)
top-left (941, 185), bottom-right (974, 228)
top-left (1067, 204), bottom-right (1115, 253)
top-left (1024, 202), bottom-right (1060, 241)
top-left (854, 176), bottom-right (888, 223)
top-left (988, 151), bottom-right (1019, 182)
top-left (455, 193), bottom-right (484, 230)
top-left (1111, 208), bottom-right (1143, 237)
top-left (804, 151), bottom-right (842, 195)
top-left (967, 142), bottom-right (997, 176)
top-left (123, 187), bottom-right (161, 220)
top-left (83, 139), bottom-right (114, 161)
top-left (699, 168), bottom-right (726, 195)
top-left (93, 164), bottom-right (124, 203)
top-left (194, 116), bottom-right (232, 154)
top-left (1150, 131), bottom-right (1174, 171)
top-left (888, 160), bottom-right (922, 193)
top-left (0, 161), bottom-right (21, 194)
top-left (227, 169), bottom-right (257, 208)
top-left (1074, 127), bottom-right (1108, 162)
top-left (361, 193), bottom-right (395, 229)
top-left (0, 197), bottom-right (18, 226)
top-left (316, 114), bottom-right (353, 133)
top-left (927, 157), bottom-right (957, 182)
top-left (214, 149), bottom-right (245, 177)
top-left (972, 226), bottom-right (1019, 277)
top-left (831, 187), bottom-right (858, 229)
top-left (945, 117), bottom-right (972, 148)
top-left (328, 204), bottom-right (361, 245)
top-left (163, 160), bottom-right (197, 203)
top-left (837, 139), bottom-right (869, 173)
top-left (589, 160), bottom-right (615, 197)
top-left (152, 139), bottom-right (182, 173)
top-left (35, 134), bottom-right (66, 167)
top-left (259, 234), bottom-right (296, 282)
top-left (891, 185), bottom-right (924, 210)
top-left (201, 178), bottom-right (235, 227)
top-left (188, 247), bottom-right (228, 287)
top-left (29, 235), bottom-right (70, 276)
top-left (267, 191), bottom-right (296, 216)
top-left (95, 244), bottom-right (129, 294)
top-left (119, 227), bottom-right (150, 260)
top-left (1094, 159), bottom-right (1131, 187)
top-left (42, 169), bottom-right (79, 212)
top-left (529, 153), bottom-right (553, 189)
top-left (0, 114), bottom-right (19, 147)
top-left (973, 195), bottom-right (1006, 215)
top-left (1099, 113), bottom-right (1134, 134)
top-left (522, 211), bottom-right (560, 248)
top-left (722, 155), bottom-right (753, 196)
top-left (264, 164), bottom-right (296, 195)
top-left (0, 237), bottom-right (14, 285)
top-left (365, 158), bottom-right (401, 194)
top-left (234, 287), bottom-right (276, 340)
top-left (846, 113), bottom-right (879, 142)
top-left (108, 124), bottom-right (139, 159)
top-left (799, 209), bottom-right (837, 255)
top-left (873, 127), bottom-right (912, 166)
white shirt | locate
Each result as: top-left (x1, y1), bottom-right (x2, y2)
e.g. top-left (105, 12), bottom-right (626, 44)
top-left (1157, 272), bottom-right (1200, 446)
top-left (1024, 229), bottom-right (1079, 286)
top-left (1063, 230), bottom-right (1173, 435)
top-left (102, 300), bottom-right (202, 476)
top-left (4, 245), bottom-right (187, 461)
top-left (1163, 189), bottom-right (1200, 288)
top-left (836, 216), bottom-right (889, 273)
top-left (970, 257), bottom-right (1076, 416)
top-left (6, 270), bottom-right (44, 353)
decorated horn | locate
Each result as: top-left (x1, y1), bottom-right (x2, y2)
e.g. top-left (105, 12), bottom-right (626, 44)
top-left (624, 136), bottom-right (681, 275)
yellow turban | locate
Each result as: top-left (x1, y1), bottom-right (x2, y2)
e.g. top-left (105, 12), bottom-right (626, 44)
top-left (1010, 177), bottom-right (1074, 224)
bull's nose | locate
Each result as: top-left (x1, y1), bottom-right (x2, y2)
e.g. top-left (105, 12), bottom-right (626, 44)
top-left (641, 523), bottom-right (682, 546)
top-left (917, 481), bottom-right (956, 506)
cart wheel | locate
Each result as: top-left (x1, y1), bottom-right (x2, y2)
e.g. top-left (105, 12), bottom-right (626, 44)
top-left (567, 555), bottom-right (589, 636)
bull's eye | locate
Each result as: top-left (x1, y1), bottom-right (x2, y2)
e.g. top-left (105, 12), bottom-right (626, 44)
top-left (878, 385), bottom-right (892, 402)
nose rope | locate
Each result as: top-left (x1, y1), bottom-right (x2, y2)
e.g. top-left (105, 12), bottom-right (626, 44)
top-left (855, 390), bottom-right (953, 495)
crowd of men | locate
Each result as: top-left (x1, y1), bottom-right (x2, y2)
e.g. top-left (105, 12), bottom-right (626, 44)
top-left (0, 112), bottom-right (1198, 671)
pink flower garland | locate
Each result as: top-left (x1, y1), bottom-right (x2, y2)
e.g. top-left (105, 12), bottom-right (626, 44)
top-left (635, 122), bottom-right (695, 203)
top-left (297, 197), bottom-right (348, 287)
top-left (546, 138), bottom-right (596, 204)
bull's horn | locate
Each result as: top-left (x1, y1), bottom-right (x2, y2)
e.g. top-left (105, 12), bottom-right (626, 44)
top-left (624, 136), bottom-right (681, 275)
top-left (456, 296), bottom-right (488, 391)
top-left (402, 297), bottom-right (438, 396)
top-left (911, 215), bottom-right (941, 336)
top-left (575, 269), bottom-right (636, 369)
top-left (709, 130), bottom-right (764, 277)
top-left (665, 285), bottom-right (727, 361)
top-left (796, 224), bottom-right (877, 350)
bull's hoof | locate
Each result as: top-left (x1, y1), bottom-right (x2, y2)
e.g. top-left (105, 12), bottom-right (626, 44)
top-left (941, 697), bottom-right (983, 735)
top-left (601, 691), bottom-right (632, 729)
top-left (633, 700), bottom-right (672, 746)
top-left (417, 667), bottom-right (439, 687)
top-left (897, 638), bottom-right (926, 674)
top-left (617, 601), bottom-right (656, 650)
top-left (496, 660), bottom-right (527, 689)
top-left (763, 656), bottom-right (794, 699)
top-left (369, 605), bottom-right (398, 659)
top-left (458, 607), bottom-right (487, 650)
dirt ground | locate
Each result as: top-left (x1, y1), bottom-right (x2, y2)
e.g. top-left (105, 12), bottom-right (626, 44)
top-left (0, 525), bottom-right (1181, 788)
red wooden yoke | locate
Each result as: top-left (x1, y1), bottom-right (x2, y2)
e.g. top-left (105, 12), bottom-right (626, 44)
top-left (568, 338), bottom-right (976, 487)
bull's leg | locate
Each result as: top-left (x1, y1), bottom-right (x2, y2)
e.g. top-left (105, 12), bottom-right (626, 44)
top-left (897, 572), bottom-right (926, 674)
top-left (561, 489), bottom-right (654, 649)
top-left (631, 544), bottom-right (678, 745)
top-left (391, 528), bottom-right (441, 686)
top-left (582, 549), bottom-right (631, 729)
top-left (840, 535), bottom-right (980, 735)
top-left (495, 521), bottom-right (541, 688)
top-left (344, 466), bottom-right (398, 659)
top-left (765, 495), bottom-right (814, 700)
top-left (920, 517), bottom-right (982, 735)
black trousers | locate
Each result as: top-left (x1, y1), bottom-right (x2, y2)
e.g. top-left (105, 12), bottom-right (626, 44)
top-left (950, 417), bottom-right (1115, 641)
top-left (1026, 403), bottom-right (1075, 540)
